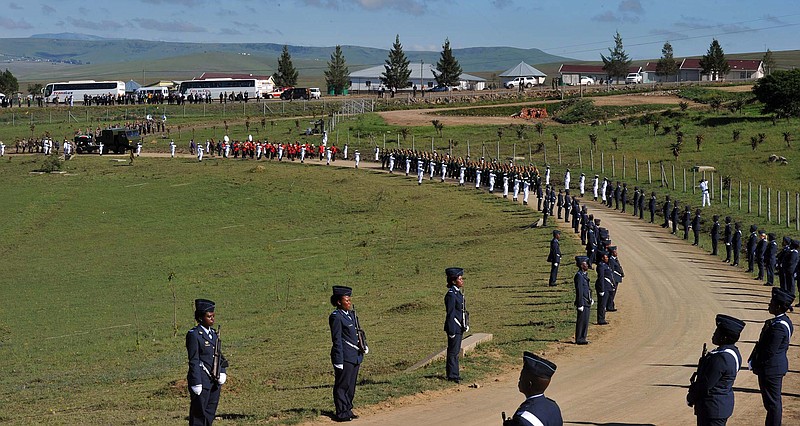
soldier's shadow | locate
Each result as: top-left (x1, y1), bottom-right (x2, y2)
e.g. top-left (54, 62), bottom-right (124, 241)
top-left (566, 422), bottom-right (656, 426)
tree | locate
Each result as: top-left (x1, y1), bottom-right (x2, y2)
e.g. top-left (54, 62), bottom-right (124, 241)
top-left (273, 45), bottom-right (298, 87)
top-left (381, 35), bottom-right (412, 97)
top-left (433, 38), bottom-right (462, 88)
top-left (695, 134), bottom-right (704, 151)
top-left (762, 49), bottom-right (776, 76)
top-left (601, 31), bottom-right (631, 84)
top-left (431, 119), bottom-right (444, 137)
top-left (782, 131), bottom-right (792, 148)
top-left (699, 39), bottom-right (730, 81)
top-left (655, 42), bottom-right (679, 82)
top-left (27, 83), bottom-right (43, 97)
top-left (753, 69), bottom-right (800, 118)
top-left (324, 45), bottom-right (350, 95)
top-left (0, 68), bottom-right (19, 95)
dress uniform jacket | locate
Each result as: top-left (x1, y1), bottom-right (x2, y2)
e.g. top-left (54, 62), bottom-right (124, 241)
top-left (444, 286), bottom-right (466, 336)
top-left (329, 309), bottom-right (364, 366)
top-left (748, 314), bottom-right (793, 377)
top-left (506, 394), bottom-right (563, 426)
top-left (689, 344), bottom-right (742, 421)
top-left (186, 325), bottom-right (226, 390)
top-left (748, 232), bottom-right (759, 270)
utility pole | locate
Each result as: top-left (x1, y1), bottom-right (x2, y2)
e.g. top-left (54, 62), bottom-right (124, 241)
top-left (420, 60), bottom-right (424, 92)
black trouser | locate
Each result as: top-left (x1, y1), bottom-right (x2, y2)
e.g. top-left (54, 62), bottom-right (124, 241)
top-left (607, 284), bottom-right (618, 311)
top-left (757, 261), bottom-right (765, 280)
top-left (333, 362), bottom-right (360, 420)
top-left (557, 206), bottom-right (562, 219)
top-left (725, 243), bottom-right (732, 262)
top-left (542, 211), bottom-right (549, 226)
top-left (748, 253), bottom-right (755, 272)
top-left (711, 237), bottom-right (718, 255)
top-left (758, 374), bottom-right (783, 426)
top-left (693, 229), bottom-right (700, 245)
top-left (733, 246), bottom-right (740, 265)
top-left (575, 306), bottom-right (590, 343)
top-left (597, 291), bottom-right (608, 324)
top-left (548, 262), bottom-right (559, 286)
top-left (766, 262), bottom-right (775, 285)
top-left (695, 414), bottom-right (728, 426)
top-left (650, 209), bottom-right (655, 223)
top-left (446, 334), bottom-right (462, 380)
top-left (537, 196), bottom-right (542, 211)
top-left (189, 382), bottom-right (221, 426)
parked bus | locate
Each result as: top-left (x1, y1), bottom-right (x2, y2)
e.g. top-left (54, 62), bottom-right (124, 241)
top-left (177, 78), bottom-right (270, 98)
top-left (42, 80), bottom-right (125, 103)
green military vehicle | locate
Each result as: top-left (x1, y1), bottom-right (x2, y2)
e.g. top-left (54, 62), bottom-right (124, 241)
top-left (79, 128), bottom-right (140, 154)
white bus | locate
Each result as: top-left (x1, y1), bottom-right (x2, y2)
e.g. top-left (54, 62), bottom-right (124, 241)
top-left (177, 78), bottom-right (270, 99)
top-left (42, 80), bottom-right (125, 103)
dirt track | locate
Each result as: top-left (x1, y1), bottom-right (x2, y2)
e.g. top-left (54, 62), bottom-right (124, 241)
top-left (379, 93), bottom-right (691, 127)
top-left (290, 160), bottom-right (799, 425)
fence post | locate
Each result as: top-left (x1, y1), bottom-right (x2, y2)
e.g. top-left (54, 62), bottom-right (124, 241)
top-left (727, 182), bottom-right (731, 207)
top-left (748, 182), bottom-right (752, 213)
top-left (778, 191), bottom-right (781, 224)
top-left (719, 174), bottom-right (723, 204)
top-left (635, 158), bottom-right (639, 181)
top-left (796, 193), bottom-right (799, 231)
top-left (787, 192), bottom-right (791, 228)
top-left (648, 161), bottom-right (652, 184)
top-left (759, 185), bottom-right (762, 217)
top-left (738, 181), bottom-right (742, 210)
top-left (612, 155), bottom-right (615, 177)
top-left (710, 172), bottom-right (714, 196)
top-left (544, 144), bottom-right (547, 163)
top-left (558, 143), bottom-right (562, 164)
top-left (622, 156), bottom-right (626, 179)
top-left (601, 152), bottom-right (605, 174)
top-left (692, 169), bottom-right (696, 194)
top-left (590, 150), bottom-right (594, 170)
top-left (578, 148), bottom-right (582, 169)
top-left (768, 188), bottom-right (772, 222)
top-left (683, 168), bottom-right (686, 193)
top-left (672, 164), bottom-right (676, 190)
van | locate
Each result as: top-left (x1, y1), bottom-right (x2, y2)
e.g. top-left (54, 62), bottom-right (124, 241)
top-left (280, 87), bottom-right (310, 100)
top-left (309, 88), bottom-right (321, 99)
top-left (625, 73), bottom-right (643, 84)
top-left (136, 86), bottom-right (169, 96)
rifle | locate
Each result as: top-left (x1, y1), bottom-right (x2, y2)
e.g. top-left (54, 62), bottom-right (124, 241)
top-left (211, 326), bottom-right (222, 381)
top-left (351, 305), bottom-right (368, 354)
top-left (462, 290), bottom-right (470, 333)
top-left (687, 343), bottom-right (707, 407)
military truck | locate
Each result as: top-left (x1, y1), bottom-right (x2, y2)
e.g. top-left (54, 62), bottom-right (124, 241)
top-left (80, 128), bottom-right (140, 154)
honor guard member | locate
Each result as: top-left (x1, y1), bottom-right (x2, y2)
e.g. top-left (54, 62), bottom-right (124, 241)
top-left (503, 352), bottom-right (562, 426)
top-left (671, 200), bottom-right (680, 235)
top-left (723, 217), bottom-right (733, 263)
top-left (579, 172), bottom-right (585, 197)
top-left (700, 178), bottom-right (711, 206)
top-left (329, 286), bottom-right (367, 422)
top-left (681, 206), bottom-right (691, 240)
top-left (755, 230), bottom-right (767, 280)
top-left (544, 165), bottom-right (551, 185)
top-left (647, 192), bottom-right (656, 223)
top-left (186, 299), bottom-right (228, 426)
top-left (594, 251), bottom-right (612, 325)
top-left (747, 225), bottom-right (760, 273)
top-left (748, 288), bottom-right (794, 426)
top-left (692, 209), bottom-right (702, 246)
top-left (417, 158), bottom-right (424, 185)
top-left (620, 183), bottom-right (628, 212)
top-left (574, 256), bottom-right (592, 345)
top-left (662, 195), bottom-right (672, 228)
top-left (459, 163), bottom-right (466, 186)
top-left (638, 190), bottom-right (645, 220)
top-left (632, 186), bottom-right (640, 217)
top-left (776, 237), bottom-right (790, 290)
top-left (503, 172), bottom-right (510, 198)
top-left (476, 167), bottom-right (482, 189)
top-left (169, 139), bottom-right (176, 158)
top-left (563, 168), bottom-right (571, 190)
top-left (710, 215), bottom-right (720, 255)
top-left (542, 188), bottom-right (551, 226)
top-left (765, 234), bottom-right (778, 286)
top-left (563, 191), bottom-right (571, 223)
top-left (556, 190), bottom-right (564, 219)
top-left (782, 240), bottom-right (799, 297)
top-left (585, 219), bottom-right (597, 268)
top-left (489, 169), bottom-right (496, 193)
top-left (687, 314), bottom-right (745, 426)
top-left (732, 223), bottom-right (743, 266)
top-left (354, 150), bottom-right (360, 168)
top-left (607, 246), bottom-right (624, 312)
top-left (444, 268), bottom-right (468, 383)
top-left (388, 152), bottom-right (395, 173)
top-left (536, 177), bottom-right (544, 210)
top-left (547, 230), bottom-right (562, 287)
top-left (601, 177), bottom-right (608, 204)
top-left (592, 175), bottom-right (600, 201)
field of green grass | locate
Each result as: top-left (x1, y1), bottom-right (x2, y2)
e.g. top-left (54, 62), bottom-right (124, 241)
top-left (0, 155), bottom-right (577, 424)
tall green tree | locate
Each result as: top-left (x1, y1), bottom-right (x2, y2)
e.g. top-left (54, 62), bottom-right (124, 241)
top-left (0, 69), bottom-right (19, 95)
top-left (324, 45), bottom-right (350, 95)
top-left (601, 31), bottom-right (631, 83)
top-left (273, 45), bottom-right (298, 87)
top-left (655, 41), bottom-right (679, 82)
top-left (433, 38), bottom-right (462, 88)
top-left (381, 35), bottom-right (412, 97)
top-left (753, 68), bottom-right (800, 117)
top-left (27, 83), bottom-right (43, 96)
top-left (762, 49), bottom-right (776, 76)
top-left (699, 39), bottom-right (730, 81)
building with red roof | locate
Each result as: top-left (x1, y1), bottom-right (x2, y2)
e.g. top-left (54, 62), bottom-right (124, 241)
top-left (641, 59), bottom-right (763, 83)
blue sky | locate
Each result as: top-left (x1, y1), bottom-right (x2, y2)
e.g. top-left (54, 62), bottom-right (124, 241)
top-left (1, 0), bottom-right (798, 61)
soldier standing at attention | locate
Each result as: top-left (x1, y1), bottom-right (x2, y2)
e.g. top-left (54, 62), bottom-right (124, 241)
top-left (607, 246), bottom-right (623, 312)
top-left (765, 233), bottom-right (778, 287)
top-left (723, 217), bottom-right (733, 263)
top-left (354, 150), bottom-right (360, 168)
top-left (632, 186), bottom-right (640, 217)
top-left (620, 183), bottom-right (628, 213)
top-left (756, 230), bottom-right (767, 281)
top-left (682, 206), bottom-right (691, 240)
top-left (186, 299), bottom-right (228, 426)
top-left (503, 352), bottom-right (562, 426)
top-left (594, 251), bottom-right (612, 326)
top-left (592, 175), bottom-right (599, 201)
top-left (732, 222), bottom-right (743, 267)
top-left (747, 225), bottom-right (760, 273)
top-left (444, 268), bottom-right (467, 383)
top-left (638, 190), bottom-right (645, 220)
top-left (579, 172), bottom-right (586, 197)
top-left (671, 200), bottom-right (680, 235)
top-left (574, 256), bottom-right (592, 345)
top-left (710, 215), bottom-right (720, 255)
top-left (563, 191), bottom-right (571, 224)
top-left (547, 230), bottom-right (562, 287)
top-left (329, 286), bottom-right (367, 422)
top-left (748, 288), bottom-right (794, 426)
top-left (556, 189), bottom-right (564, 219)
top-left (169, 139), bottom-right (176, 158)
top-left (692, 209), bottom-right (702, 246)
top-left (649, 192), bottom-right (657, 223)
top-left (662, 195), bottom-right (672, 228)
top-left (563, 168), bottom-right (571, 190)
top-left (687, 314), bottom-right (745, 426)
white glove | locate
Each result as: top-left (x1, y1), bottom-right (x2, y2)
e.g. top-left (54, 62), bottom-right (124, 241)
top-left (599, 292), bottom-right (605, 296)
top-left (334, 364), bottom-right (344, 370)
top-left (448, 334), bottom-right (456, 339)
top-left (577, 306), bottom-right (584, 312)
top-left (364, 346), bottom-right (369, 355)
top-left (191, 384), bottom-right (202, 395)
top-left (748, 360), bottom-right (753, 371)
top-left (553, 263), bottom-right (559, 267)
top-left (590, 299), bottom-right (595, 306)
top-left (465, 326), bottom-right (470, 333)
top-left (218, 373), bottom-right (227, 385)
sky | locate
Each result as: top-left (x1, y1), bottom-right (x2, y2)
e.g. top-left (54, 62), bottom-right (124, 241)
top-left (1, 0), bottom-right (799, 61)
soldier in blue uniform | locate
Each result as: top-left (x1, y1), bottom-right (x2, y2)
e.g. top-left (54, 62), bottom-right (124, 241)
top-left (547, 230), bottom-right (561, 287)
top-left (632, 186), bottom-right (640, 217)
top-left (692, 209), bottom-right (702, 246)
top-left (329, 286), bottom-right (367, 422)
top-left (186, 299), bottom-right (228, 426)
top-left (710, 215), bottom-right (720, 255)
top-left (607, 246), bottom-right (624, 312)
top-left (755, 230), bottom-right (767, 281)
top-left (732, 223), bottom-right (743, 267)
top-left (594, 251), bottom-right (612, 325)
top-left (444, 267), bottom-right (467, 383)
top-left (503, 352), bottom-right (562, 426)
top-left (747, 225), bottom-right (759, 273)
top-left (573, 256), bottom-right (592, 345)
top-left (748, 288), bottom-right (794, 426)
top-left (723, 217), bottom-right (733, 263)
top-left (687, 314), bottom-right (745, 426)
top-left (649, 192), bottom-right (657, 223)
top-left (662, 195), bottom-right (671, 228)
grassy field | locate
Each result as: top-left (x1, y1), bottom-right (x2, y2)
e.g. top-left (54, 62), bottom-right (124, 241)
top-left (0, 155), bottom-right (578, 424)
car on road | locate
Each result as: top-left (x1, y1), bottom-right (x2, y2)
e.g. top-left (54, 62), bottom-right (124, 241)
top-left (280, 87), bottom-right (310, 100)
top-left (504, 76), bottom-right (538, 89)
top-left (579, 76), bottom-right (595, 85)
top-left (429, 86), bottom-right (450, 92)
top-left (266, 87), bottom-right (287, 99)
top-left (309, 88), bottom-right (321, 99)
top-left (625, 73), bottom-right (643, 84)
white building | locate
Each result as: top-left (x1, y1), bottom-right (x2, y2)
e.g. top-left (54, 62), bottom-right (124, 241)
top-left (348, 63), bottom-right (486, 93)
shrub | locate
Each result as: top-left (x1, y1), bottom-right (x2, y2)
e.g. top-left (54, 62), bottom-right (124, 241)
top-left (38, 156), bottom-right (63, 173)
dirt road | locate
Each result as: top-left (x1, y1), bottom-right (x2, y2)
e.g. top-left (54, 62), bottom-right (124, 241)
top-left (295, 162), bottom-right (798, 425)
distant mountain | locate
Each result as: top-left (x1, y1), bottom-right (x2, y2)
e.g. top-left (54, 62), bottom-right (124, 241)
top-left (30, 33), bottom-right (109, 41)
top-left (0, 37), bottom-right (572, 72)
